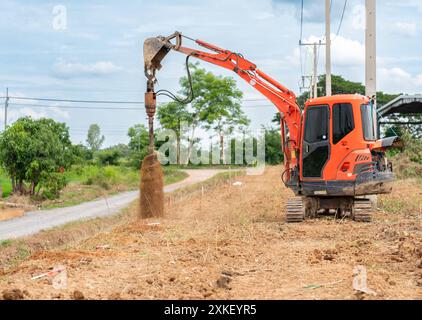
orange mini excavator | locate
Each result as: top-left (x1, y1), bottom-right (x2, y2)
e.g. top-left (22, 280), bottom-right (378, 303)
top-left (143, 32), bottom-right (401, 222)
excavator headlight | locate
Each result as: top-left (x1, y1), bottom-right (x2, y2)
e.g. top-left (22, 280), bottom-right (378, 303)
top-left (341, 162), bottom-right (351, 172)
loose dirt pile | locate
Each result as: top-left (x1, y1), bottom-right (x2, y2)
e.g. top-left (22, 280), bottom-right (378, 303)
top-left (0, 166), bottom-right (420, 300)
top-left (139, 154), bottom-right (164, 218)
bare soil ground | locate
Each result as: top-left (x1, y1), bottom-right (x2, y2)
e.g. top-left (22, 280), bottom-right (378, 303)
top-left (0, 166), bottom-right (421, 300)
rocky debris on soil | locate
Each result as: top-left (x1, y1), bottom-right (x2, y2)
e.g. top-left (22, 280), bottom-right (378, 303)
top-left (312, 249), bottom-right (323, 261)
top-left (323, 254), bottom-right (335, 261)
top-left (221, 270), bottom-right (244, 277)
top-left (309, 248), bottom-right (338, 263)
top-left (79, 257), bottom-right (93, 265)
top-left (51, 293), bottom-right (64, 300)
top-left (71, 290), bottom-right (85, 300)
top-left (108, 293), bottom-right (121, 300)
top-left (323, 249), bottom-right (338, 261)
top-left (96, 244), bottom-right (111, 250)
top-left (216, 275), bottom-right (232, 290)
top-left (417, 274), bottom-right (422, 287)
top-left (2, 289), bottom-right (24, 300)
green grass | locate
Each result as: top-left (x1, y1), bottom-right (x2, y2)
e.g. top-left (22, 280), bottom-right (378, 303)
top-left (0, 239), bottom-right (13, 248)
top-left (66, 165), bottom-right (139, 189)
top-left (0, 168), bottom-right (12, 198)
top-left (0, 164), bottom-right (188, 209)
top-left (40, 165), bottom-right (188, 209)
top-left (163, 166), bottom-right (189, 184)
top-left (65, 165), bottom-right (188, 189)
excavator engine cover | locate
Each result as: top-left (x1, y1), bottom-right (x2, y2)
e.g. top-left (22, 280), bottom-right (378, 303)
top-left (143, 37), bottom-right (171, 72)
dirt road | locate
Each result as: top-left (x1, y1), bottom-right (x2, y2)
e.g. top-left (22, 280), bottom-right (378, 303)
top-left (1, 166), bottom-right (420, 299)
top-left (0, 169), bottom-right (223, 241)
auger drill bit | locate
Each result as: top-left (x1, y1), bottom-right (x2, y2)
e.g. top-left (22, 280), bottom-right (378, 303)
top-left (145, 79), bottom-right (156, 154)
top-left (139, 69), bottom-right (164, 219)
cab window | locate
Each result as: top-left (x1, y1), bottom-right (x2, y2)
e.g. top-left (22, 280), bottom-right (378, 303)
top-left (361, 104), bottom-right (377, 140)
top-left (332, 103), bottom-right (354, 144)
top-left (304, 106), bottom-right (328, 143)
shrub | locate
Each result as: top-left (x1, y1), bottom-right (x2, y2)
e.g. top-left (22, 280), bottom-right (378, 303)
top-left (40, 172), bottom-right (67, 199)
top-left (96, 149), bottom-right (122, 166)
top-left (81, 166), bottom-right (137, 190)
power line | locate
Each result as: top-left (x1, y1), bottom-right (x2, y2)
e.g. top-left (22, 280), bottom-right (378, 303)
top-left (299, 0), bottom-right (305, 87)
top-left (7, 96), bottom-right (269, 105)
top-left (299, 0), bottom-right (304, 43)
top-left (9, 96), bottom-right (144, 105)
top-left (334, 0), bottom-right (348, 39)
top-left (9, 102), bottom-right (275, 110)
top-left (9, 103), bottom-right (141, 111)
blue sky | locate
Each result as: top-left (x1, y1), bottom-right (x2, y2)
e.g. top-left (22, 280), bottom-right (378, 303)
top-left (1, 0), bottom-right (421, 147)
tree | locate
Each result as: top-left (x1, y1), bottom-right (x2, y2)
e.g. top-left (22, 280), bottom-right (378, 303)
top-left (179, 63), bottom-right (250, 163)
top-left (127, 124), bottom-right (149, 167)
top-left (263, 126), bottom-right (283, 165)
top-left (95, 144), bottom-right (129, 166)
top-left (86, 124), bottom-right (105, 152)
top-left (157, 101), bottom-right (190, 164)
top-left (0, 117), bottom-right (73, 197)
top-left (96, 149), bottom-right (122, 166)
top-left (71, 144), bottom-right (93, 163)
top-left (293, 74), bottom-right (400, 110)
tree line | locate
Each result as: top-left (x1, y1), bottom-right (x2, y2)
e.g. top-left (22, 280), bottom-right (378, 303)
top-left (4, 67), bottom-right (413, 200)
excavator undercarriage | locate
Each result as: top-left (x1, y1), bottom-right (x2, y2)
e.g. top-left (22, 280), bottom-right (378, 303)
top-left (286, 196), bottom-right (373, 223)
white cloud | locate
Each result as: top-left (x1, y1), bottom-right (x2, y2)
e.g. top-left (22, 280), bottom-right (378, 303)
top-left (2, 92), bottom-right (70, 127)
top-left (0, 108), bottom-right (48, 126)
top-left (285, 47), bottom-right (300, 67)
top-left (49, 106), bottom-right (70, 119)
top-left (53, 59), bottom-right (121, 78)
top-left (379, 67), bottom-right (422, 94)
top-left (331, 35), bottom-right (365, 67)
top-left (393, 22), bottom-right (417, 37)
top-left (302, 34), bottom-right (364, 67)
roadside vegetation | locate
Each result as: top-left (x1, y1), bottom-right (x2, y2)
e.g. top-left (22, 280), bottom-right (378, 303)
top-left (0, 118), bottom-right (188, 208)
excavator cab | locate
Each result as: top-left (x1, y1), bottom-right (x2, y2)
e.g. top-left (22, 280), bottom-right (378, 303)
top-left (283, 94), bottom-right (400, 222)
top-left (298, 94), bottom-right (396, 195)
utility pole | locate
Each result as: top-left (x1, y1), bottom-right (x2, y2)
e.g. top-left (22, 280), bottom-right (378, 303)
top-left (300, 40), bottom-right (323, 99)
top-left (313, 43), bottom-right (318, 98)
top-left (325, 0), bottom-right (332, 96)
top-left (365, 0), bottom-right (376, 106)
top-left (300, 75), bottom-right (313, 99)
top-left (4, 88), bottom-right (9, 130)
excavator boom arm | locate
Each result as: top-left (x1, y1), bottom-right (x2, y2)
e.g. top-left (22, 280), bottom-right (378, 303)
top-left (144, 32), bottom-right (302, 173)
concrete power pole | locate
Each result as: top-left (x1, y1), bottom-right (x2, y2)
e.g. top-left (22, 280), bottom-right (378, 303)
top-left (300, 40), bottom-right (324, 99)
top-left (325, 0), bottom-right (332, 96)
top-left (365, 0), bottom-right (376, 105)
top-left (313, 43), bottom-right (318, 99)
top-left (4, 88), bottom-right (9, 130)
